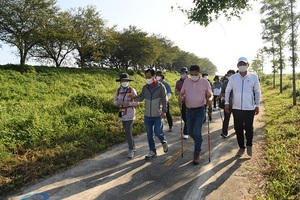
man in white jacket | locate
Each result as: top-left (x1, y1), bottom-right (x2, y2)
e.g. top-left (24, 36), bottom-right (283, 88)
top-left (224, 57), bottom-right (261, 157)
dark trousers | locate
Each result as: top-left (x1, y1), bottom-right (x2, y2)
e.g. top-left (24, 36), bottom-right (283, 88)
top-left (181, 102), bottom-right (187, 135)
top-left (232, 109), bottom-right (255, 149)
top-left (222, 107), bottom-right (232, 135)
top-left (166, 102), bottom-right (173, 128)
top-left (213, 95), bottom-right (221, 108)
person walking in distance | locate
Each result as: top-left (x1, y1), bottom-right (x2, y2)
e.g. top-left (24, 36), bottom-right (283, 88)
top-left (113, 73), bottom-right (139, 158)
top-left (202, 72), bottom-right (213, 122)
top-left (156, 71), bottom-right (173, 132)
top-left (175, 67), bottom-right (189, 139)
top-left (224, 57), bottom-right (261, 157)
top-left (131, 69), bottom-right (168, 160)
top-left (212, 75), bottom-right (222, 110)
top-left (180, 65), bottom-right (213, 165)
top-left (219, 70), bottom-right (236, 138)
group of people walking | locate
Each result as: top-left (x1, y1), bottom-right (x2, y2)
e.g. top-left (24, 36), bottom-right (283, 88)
top-left (113, 56), bottom-right (261, 165)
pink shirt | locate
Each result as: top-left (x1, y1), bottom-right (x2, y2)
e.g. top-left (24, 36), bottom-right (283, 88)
top-left (180, 78), bottom-right (212, 108)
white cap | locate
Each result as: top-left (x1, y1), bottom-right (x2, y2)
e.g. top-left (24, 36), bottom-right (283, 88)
top-left (237, 57), bottom-right (248, 64)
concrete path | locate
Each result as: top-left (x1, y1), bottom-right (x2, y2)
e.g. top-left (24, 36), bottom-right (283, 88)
top-left (9, 105), bottom-right (265, 200)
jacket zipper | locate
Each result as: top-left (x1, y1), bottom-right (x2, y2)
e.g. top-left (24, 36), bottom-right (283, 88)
top-left (241, 78), bottom-right (244, 110)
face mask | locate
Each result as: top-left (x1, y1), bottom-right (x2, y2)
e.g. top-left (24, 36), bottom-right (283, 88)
top-left (180, 74), bottom-right (186, 79)
top-left (239, 65), bottom-right (248, 72)
top-left (191, 76), bottom-right (199, 81)
top-left (121, 82), bottom-right (129, 88)
top-left (156, 76), bottom-right (162, 81)
top-left (146, 78), bottom-right (154, 85)
top-left (203, 76), bottom-right (208, 80)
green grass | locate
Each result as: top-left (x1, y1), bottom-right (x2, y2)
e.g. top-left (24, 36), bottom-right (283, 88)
top-left (0, 65), bottom-right (181, 197)
top-left (259, 74), bottom-right (300, 200)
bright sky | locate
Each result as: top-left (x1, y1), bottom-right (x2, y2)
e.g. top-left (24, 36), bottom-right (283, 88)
top-left (0, 0), bottom-right (298, 75)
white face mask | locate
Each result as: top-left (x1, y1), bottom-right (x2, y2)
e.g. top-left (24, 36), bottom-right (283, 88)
top-left (146, 78), bottom-right (154, 85)
top-left (190, 76), bottom-right (199, 81)
top-left (121, 82), bottom-right (129, 88)
top-left (239, 65), bottom-right (248, 72)
top-left (203, 76), bottom-right (208, 80)
top-left (180, 74), bottom-right (186, 79)
top-left (156, 76), bottom-right (162, 81)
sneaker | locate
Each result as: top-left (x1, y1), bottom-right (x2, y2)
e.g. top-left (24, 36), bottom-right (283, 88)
top-left (132, 146), bottom-right (137, 152)
top-left (236, 148), bottom-right (245, 157)
top-left (220, 133), bottom-right (227, 138)
top-left (193, 152), bottom-right (200, 165)
top-left (169, 127), bottom-right (173, 132)
top-left (162, 142), bottom-right (168, 153)
top-left (184, 135), bottom-right (189, 140)
top-left (145, 150), bottom-right (157, 160)
top-left (127, 150), bottom-right (134, 158)
top-left (246, 146), bottom-right (252, 156)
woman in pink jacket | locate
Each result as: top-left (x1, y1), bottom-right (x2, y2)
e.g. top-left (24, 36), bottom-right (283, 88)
top-left (113, 73), bottom-right (138, 158)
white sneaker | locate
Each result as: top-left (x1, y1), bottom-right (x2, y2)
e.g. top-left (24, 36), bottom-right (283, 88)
top-left (162, 142), bottom-right (168, 153)
top-left (145, 150), bottom-right (157, 160)
top-left (183, 135), bottom-right (189, 139)
top-left (127, 150), bottom-right (134, 158)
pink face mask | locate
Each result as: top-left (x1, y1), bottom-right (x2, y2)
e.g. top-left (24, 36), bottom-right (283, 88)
top-left (181, 74), bottom-right (186, 79)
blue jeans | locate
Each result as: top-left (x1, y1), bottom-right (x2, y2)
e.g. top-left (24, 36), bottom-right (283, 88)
top-left (144, 116), bottom-right (167, 152)
top-left (186, 106), bottom-right (205, 153)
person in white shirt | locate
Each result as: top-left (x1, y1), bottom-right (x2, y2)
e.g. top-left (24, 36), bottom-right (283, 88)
top-left (224, 57), bottom-right (261, 157)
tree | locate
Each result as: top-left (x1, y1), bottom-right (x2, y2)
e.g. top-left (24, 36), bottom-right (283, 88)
top-left (151, 35), bottom-right (180, 71)
top-left (70, 5), bottom-right (106, 68)
top-left (260, 0), bottom-right (289, 93)
top-left (180, 0), bottom-right (254, 26)
top-left (110, 26), bottom-right (159, 70)
top-left (0, 0), bottom-right (58, 65)
top-left (30, 11), bottom-right (75, 67)
top-left (251, 49), bottom-right (264, 77)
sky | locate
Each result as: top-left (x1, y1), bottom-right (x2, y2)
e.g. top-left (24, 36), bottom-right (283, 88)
top-left (0, 0), bottom-right (298, 75)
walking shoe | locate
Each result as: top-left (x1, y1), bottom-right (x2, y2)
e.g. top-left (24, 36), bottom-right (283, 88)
top-left (133, 146), bottom-right (137, 152)
top-left (193, 152), bottom-right (200, 165)
top-left (220, 133), bottom-right (227, 138)
top-left (162, 142), bottom-right (168, 153)
top-left (184, 135), bottom-right (189, 139)
top-left (145, 150), bottom-right (157, 160)
top-left (246, 146), bottom-right (252, 156)
top-left (127, 150), bottom-right (134, 158)
top-left (169, 127), bottom-right (173, 132)
top-left (236, 148), bottom-right (245, 157)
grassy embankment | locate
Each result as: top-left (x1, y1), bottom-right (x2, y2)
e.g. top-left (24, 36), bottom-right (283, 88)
top-left (0, 65), bottom-right (181, 197)
top-left (259, 74), bottom-right (300, 200)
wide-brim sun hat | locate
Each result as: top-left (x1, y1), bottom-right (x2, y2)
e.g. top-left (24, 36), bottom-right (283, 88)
top-left (116, 73), bottom-right (133, 82)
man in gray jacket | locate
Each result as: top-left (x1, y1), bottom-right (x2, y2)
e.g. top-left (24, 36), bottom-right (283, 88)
top-left (225, 57), bottom-right (261, 157)
top-left (132, 69), bottom-right (168, 160)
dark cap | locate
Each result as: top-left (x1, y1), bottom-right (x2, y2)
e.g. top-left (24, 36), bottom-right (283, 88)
top-left (190, 65), bottom-right (200, 72)
top-left (116, 73), bottom-right (133, 82)
top-left (180, 67), bottom-right (188, 73)
top-left (156, 71), bottom-right (164, 79)
top-left (202, 72), bottom-right (208, 77)
top-left (226, 70), bottom-right (236, 75)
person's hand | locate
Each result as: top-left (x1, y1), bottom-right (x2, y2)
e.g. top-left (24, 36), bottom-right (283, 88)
top-left (206, 99), bottom-right (212, 106)
top-left (224, 105), bottom-right (230, 113)
top-left (160, 112), bottom-right (166, 118)
top-left (127, 93), bottom-right (134, 99)
top-left (255, 107), bottom-right (259, 115)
